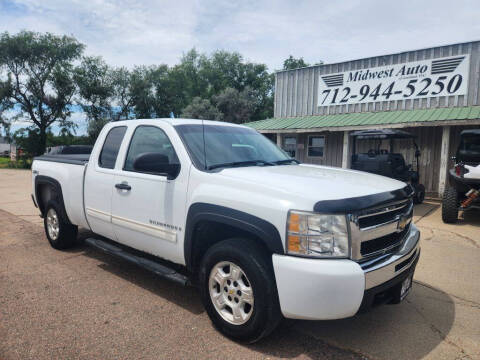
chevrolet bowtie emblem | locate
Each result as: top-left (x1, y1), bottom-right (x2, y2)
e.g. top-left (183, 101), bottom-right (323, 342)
top-left (398, 215), bottom-right (408, 231)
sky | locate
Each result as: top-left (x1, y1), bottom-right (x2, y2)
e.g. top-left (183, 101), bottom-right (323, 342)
top-left (1, 0), bottom-right (480, 134)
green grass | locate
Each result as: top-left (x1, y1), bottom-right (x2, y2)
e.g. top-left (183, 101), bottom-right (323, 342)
top-left (0, 156), bottom-right (32, 169)
top-left (0, 157), bottom-right (9, 168)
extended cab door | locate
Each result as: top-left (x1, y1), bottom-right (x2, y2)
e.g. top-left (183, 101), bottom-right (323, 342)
top-left (110, 123), bottom-right (189, 265)
top-left (84, 125), bottom-right (128, 240)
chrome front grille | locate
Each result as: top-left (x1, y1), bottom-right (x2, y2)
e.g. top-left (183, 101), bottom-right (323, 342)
top-left (349, 199), bottom-right (413, 261)
top-left (360, 226), bottom-right (409, 256)
top-left (357, 202), bottom-right (410, 229)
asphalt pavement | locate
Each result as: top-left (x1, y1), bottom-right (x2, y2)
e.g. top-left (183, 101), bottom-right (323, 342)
top-left (1, 169), bottom-right (479, 359)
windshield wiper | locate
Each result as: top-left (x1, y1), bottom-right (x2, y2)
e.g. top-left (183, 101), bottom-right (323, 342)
top-left (273, 159), bottom-right (300, 165)
top-left (207, 160), bottom-right (275, 170)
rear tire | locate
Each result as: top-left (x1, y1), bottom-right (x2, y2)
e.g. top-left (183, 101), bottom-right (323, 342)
top-left (199, 238), bottom-right (282, 343)
top-left (442, 187), bottom-right (459, 223)
top-left (44, 200), bottom-right (78, 249)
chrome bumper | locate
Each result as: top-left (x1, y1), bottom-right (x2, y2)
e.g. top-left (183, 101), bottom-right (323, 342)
top-left (363, 224), bottom-right (420, 290)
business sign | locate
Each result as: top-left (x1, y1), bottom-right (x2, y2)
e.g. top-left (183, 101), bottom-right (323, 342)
top-left (317, 55), bottom-right (470, 107)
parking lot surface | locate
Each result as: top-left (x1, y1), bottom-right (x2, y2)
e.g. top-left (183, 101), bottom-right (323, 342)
top-left (1, 169), bottom-right (479, 359)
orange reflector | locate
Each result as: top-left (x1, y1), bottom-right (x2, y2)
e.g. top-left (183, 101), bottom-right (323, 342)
top-left (289, 213), bottom-right (300, 223)
top-left (288, 235), bottom-right (300, 252)
top-left (288, 222), bottom-right (300, 232)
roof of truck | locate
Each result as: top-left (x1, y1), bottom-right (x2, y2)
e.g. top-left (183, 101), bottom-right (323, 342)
top-left (111, 118), bottom-right (246, 128)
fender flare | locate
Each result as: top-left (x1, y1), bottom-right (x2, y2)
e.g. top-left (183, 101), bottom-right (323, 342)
top-left (184, 203), bottom-right (284, 271)
top-left (34, 175), bottom-right (72, 224)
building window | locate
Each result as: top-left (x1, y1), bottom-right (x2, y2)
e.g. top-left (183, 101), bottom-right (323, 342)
top-left (308, 135), bottom-right (325, 157)
top-left (283, 136), bottom-right (297, 158)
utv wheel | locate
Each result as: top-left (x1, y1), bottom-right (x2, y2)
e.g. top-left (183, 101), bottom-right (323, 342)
top-left (442, 187), bottom-right (459, 223)
top-left (413, 184), bottom-right (425, 204)
top-left (199, 238), bottom-right (282, 343)
top-left (44, 200), bottom-right (78, 249)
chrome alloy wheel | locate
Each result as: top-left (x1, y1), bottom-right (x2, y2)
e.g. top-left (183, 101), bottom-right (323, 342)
top-left (209, 261), bottom-right (254, 325)
top-left (46, 208), bottom-right (60, 241)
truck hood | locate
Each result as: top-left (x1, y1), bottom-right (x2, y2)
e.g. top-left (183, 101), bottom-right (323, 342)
top-left (218, 164), bottom-right (406, 201)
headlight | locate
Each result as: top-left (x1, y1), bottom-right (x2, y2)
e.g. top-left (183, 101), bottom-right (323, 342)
top-left (286, 210), bottom-right (349, 258)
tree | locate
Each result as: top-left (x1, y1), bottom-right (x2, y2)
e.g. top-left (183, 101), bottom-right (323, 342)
top-left (150, 63), bottom-right (202, 118)
top-left (283, 55), bottom-right (310, 70)
top-left (174, 49), bottom-right (274, 122)
top-left (0, 31), bottom-right (84, 155)
top-left (12, 127), bottom-right (47, 157)
top-left (200, 50), bottom-right (244, 96)
top-left (181, 97), bottom-right (223, 120)
top-left (241, 64), bottom-right (274, 121)
top-left (74, 56), bottom-right (114, 140)
top-left (75, 61), bottom-right (155, 139)
top-left (176, 49), bottom-right (209, 102)
top-left (0, 118), bottom-right (9, 137)
top-left (109, 66), bottom-right (156, 121)
top-left (0, 81), bottom-right (13, 137)
top-left (129, 66), bottom-right (156, 119)
top-left (12, 127), bottom-right (91, 158)
top-left (110, 67), bottom-right (135, 121)
top-left (213, 87), bottom-right (256, 124)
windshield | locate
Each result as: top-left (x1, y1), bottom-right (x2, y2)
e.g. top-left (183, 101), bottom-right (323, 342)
top-left (175, 124), bottom-right (294, 170)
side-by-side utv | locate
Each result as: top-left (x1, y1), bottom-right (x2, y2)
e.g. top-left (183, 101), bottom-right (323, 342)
top-left (442, 129), bottom-right (480, 223)
top-left (350, 129), bottom-right (425, 204)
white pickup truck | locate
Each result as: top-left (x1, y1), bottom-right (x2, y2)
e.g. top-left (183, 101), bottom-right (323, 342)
top-left (31, 119), bottom-right (420, 342)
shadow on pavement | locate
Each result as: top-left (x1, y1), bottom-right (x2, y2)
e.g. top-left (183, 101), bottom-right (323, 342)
top-left (74, 228), bottom-right (455, 360)
top-left (76, 229), bottom-right (205, 315)
top-left (84, 248), bottom-right (205, 315)
top-left (458, 208), bottom-right (480, 226)
top-left (413, 201), bottom-right (440, 221)
top-left (77, 241), bottom-right (369, 359)
top-left (415, 199), bottom-right (480, 227)
top-left (287, 281), bottom-right (455, 360)
top-left (248, 322), bottom-right (366, 359)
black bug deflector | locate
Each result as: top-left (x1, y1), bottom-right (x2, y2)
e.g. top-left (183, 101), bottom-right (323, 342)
top-left (313, 185), bottom-right (414, 214)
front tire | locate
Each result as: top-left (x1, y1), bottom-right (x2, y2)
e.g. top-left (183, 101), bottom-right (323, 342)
top-left (442, 187), bottom-right (459, 223)
top-left (199, 238), bottom-right (282, 343)
top-left (44, 200), bottom-right (78, 249)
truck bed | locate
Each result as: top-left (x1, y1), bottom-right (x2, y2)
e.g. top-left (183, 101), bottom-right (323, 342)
top-left (34, 154), bottom-right (90, 165)
top-left (32, 155), bottom-right (90, 229)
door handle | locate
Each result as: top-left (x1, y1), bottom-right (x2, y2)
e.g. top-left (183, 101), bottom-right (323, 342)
top-left (115, 183), bottom-right (131, 191)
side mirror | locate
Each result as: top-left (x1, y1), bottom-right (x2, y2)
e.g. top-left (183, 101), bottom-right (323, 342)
top-left (133, 152), bottom-right (180, 179)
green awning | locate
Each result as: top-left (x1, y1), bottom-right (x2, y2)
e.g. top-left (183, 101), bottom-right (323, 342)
top-left (245, 106), bottom-right (480, 131)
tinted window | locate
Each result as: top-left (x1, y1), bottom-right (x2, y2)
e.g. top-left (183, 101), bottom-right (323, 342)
top-left (124, 126), bottom-right (179, 172)
top-left (99, 127), bottom-right (127, 169)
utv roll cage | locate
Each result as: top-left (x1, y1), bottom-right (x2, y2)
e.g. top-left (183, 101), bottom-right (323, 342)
top-left (350, 129), bottom-right (425, 204)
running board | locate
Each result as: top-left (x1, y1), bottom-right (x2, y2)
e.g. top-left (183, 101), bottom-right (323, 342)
top-left (85, 238), bottom-right (190, 286)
